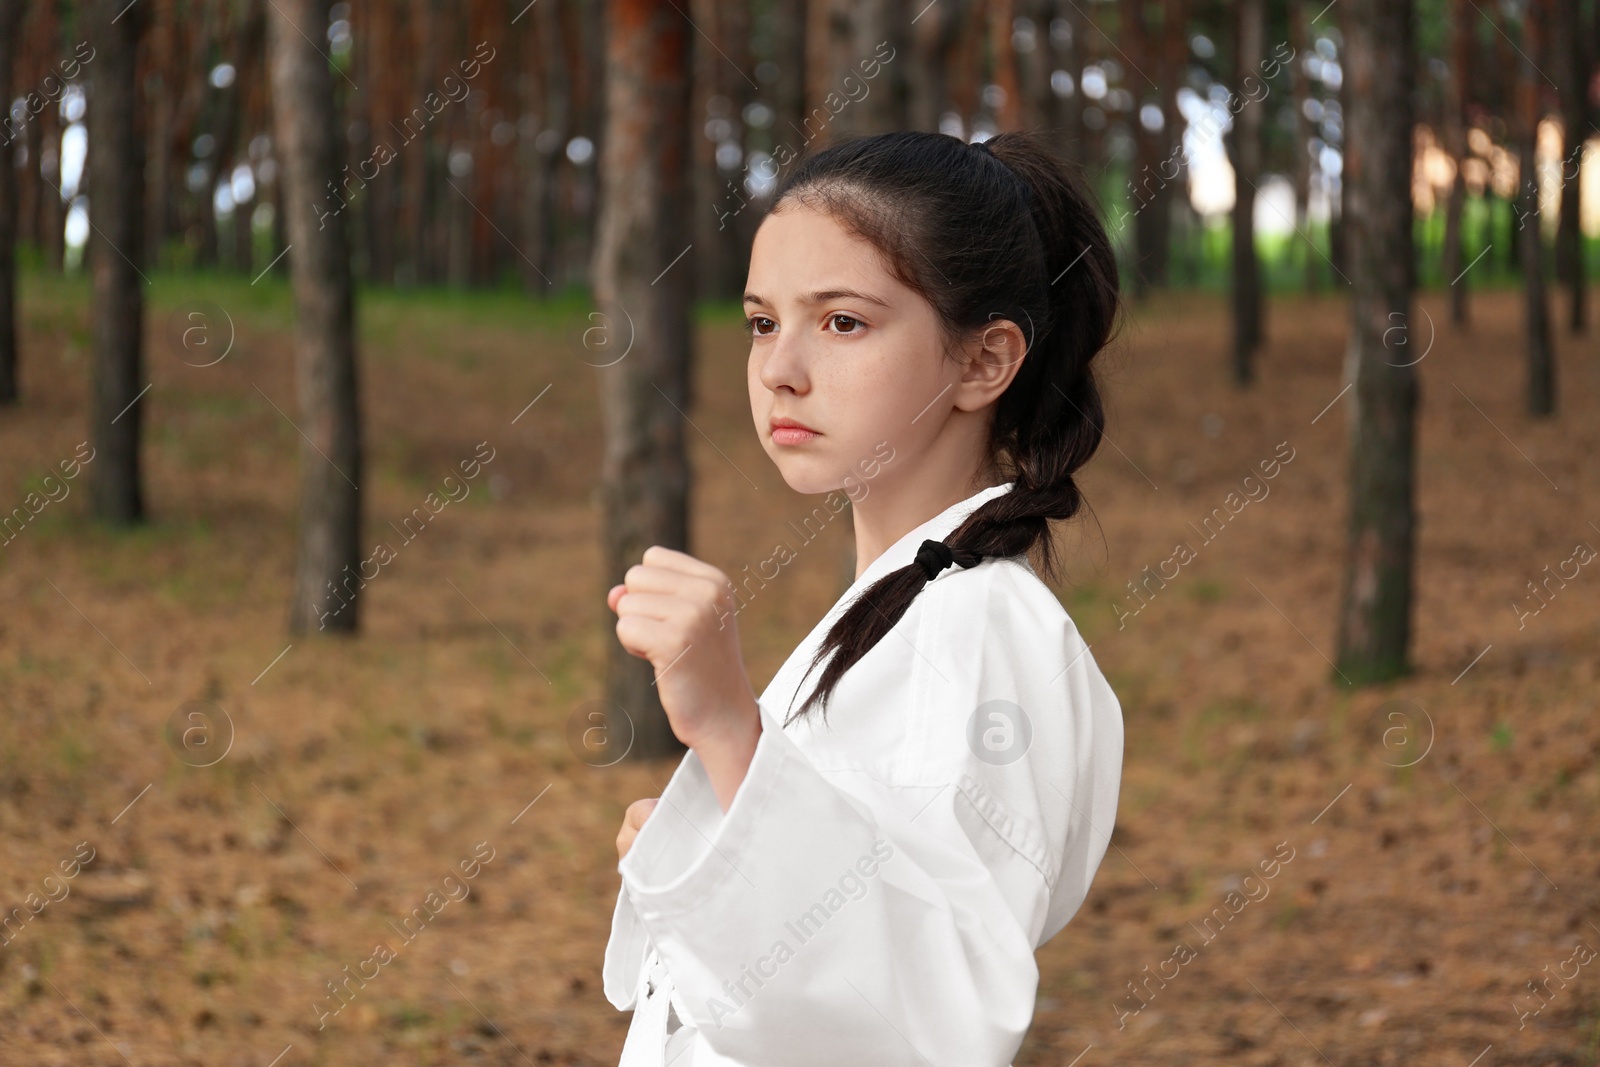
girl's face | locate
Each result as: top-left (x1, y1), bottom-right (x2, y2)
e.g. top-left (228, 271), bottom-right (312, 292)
top-left (745, 202), bottom-right (1015, 498)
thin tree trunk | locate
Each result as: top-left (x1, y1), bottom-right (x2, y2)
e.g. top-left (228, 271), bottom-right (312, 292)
top-left (691, 0), bottom-right (750, 302)
top-left (807, 0), bottom-right (905, 145)
top-left (1441, 0), bottom-right (1472, 325)
top-left (0, 0), bottom-right (22, 406)
top-left (1121, 0), bottom-right (1151, 297)
top-left (571, 0), bottom-right (606, 288)
top-left (192, 0), bottom-right (226, 269)
top-left (1553, 0), bottom-right (1587, 334)
top-left (268, 0), bottom-right (365, 635)
top-left (1289, 0), bottom-right (1317, 293)
top-left (1495, 8), bottom-right (1522, 277)
top-left (41, 96), bottom-right (65, 271)
top-left (520, 0), bottom-right (568, 294)
top-left (86, 0), bottom-right (149, 523)
top-left (143, 0), bottom-right (175, 267)
top-left (767, 0), bottom-right (807, 168)
top-left (18, 70), bottom-right (40, 249)
top-left (1228, 0), bottom-right (1264, 385)
top-left (1055, 0), bottom-right (1088, 167)
top-left (1335, 0), bottom-right (1417, 684)
top-left (905, 0), bottom-right (956, 135)
top-left (595, 0), bottom-right (693, 761)
top-left (1017, 0), bottom-right (1053, 136)
top-left (209, 0), bottom-right (261, 275)
top-left (991, 0), bottom-right (1021, 131)
top-left (401, 0), bottom-right (438, 285)
top-left (362, 0), bottom-right (397, 284)
top-left (12, 2), bottom-right (46, 253)
top-left (1518, 0), bottom-right (1555, 416)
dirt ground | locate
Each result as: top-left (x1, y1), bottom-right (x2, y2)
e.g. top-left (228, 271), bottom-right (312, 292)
top-left (0, 272), bottom-right (1596, 1066)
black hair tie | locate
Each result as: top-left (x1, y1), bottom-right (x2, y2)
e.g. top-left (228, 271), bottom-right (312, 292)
top-left (915, 538), bottom-right (984, 583)
top-left (971, 138), bottom-right (1031, 208)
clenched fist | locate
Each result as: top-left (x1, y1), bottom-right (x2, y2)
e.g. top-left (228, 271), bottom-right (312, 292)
top-left (616, 797), bottom-right (658, 861)
top-left (607, 545), bottom-right (761, 753)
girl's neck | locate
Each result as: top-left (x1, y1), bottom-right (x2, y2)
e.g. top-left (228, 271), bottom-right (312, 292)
top-left (850, 461), bottom-right (1003, 581)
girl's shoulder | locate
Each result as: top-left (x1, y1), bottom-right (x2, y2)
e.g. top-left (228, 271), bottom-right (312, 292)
top-left (913, 552), bottom-right (1086, 654)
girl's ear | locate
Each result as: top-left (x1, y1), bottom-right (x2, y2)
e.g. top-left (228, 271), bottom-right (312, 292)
top-left (953, 319), bottom-right (1029, 412)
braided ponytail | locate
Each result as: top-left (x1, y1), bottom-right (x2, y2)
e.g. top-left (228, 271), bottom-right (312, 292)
top-left (771, 130), bottom-right (1121, 725)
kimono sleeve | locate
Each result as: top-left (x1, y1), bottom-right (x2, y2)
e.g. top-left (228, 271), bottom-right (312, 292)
top-left (613, 565), bottom-right (1117, 1065)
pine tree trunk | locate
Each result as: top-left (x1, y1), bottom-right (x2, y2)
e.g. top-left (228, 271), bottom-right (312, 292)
top-left (1228, 0), bottom-right (1264, 385)
top-left (1553, 0), bottom-right (1587, 334)
top-left (86, 0), bottom-right (150, 524)
top-left (41, 97), bottom-right (65, 271)
top-left (268, 0), bottom-right (366, 635)
top-left (1056, 0), bottom-right (1088, 167)
top-left (525, 0), bottom-right (569, 293)
top-left (691, 0), bottom-right (750, 303)
top-left (1289, 0), bottom-right (1318, 293)
top-left (807, 0), bottom-right (905, 145)
top-left (905, 0), bottom-right (955, 135)
top-left (768, 0), bottom-right (807, 149)
top-left (0, 0), bottom-right (22, 406)
top-left (1518, 0), bottom-right (1555, 416)
top-left (1335, 0), bottom-right (1417, 684)
top-left (1441, 0), bottom-right (1472, 325)
top-left (594, 0), bottom-right (694, 761)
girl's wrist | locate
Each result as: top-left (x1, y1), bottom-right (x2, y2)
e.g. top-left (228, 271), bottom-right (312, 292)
top-left (690, 700), bottom-right (762, 812)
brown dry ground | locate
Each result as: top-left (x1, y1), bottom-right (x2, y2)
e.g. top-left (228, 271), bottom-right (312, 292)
top-left (0, 271), bottom-right (1596, 1067)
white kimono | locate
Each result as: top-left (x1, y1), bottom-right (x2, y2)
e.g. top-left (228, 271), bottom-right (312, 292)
top-left (603, 480), bottom-right (1124, 1066)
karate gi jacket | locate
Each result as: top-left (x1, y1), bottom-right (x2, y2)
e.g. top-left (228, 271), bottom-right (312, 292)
top-left (603, 480), bottom-right (1125, 1066)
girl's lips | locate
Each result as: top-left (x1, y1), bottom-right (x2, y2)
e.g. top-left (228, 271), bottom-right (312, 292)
top-left (771, 426), bottom-right (821, 446)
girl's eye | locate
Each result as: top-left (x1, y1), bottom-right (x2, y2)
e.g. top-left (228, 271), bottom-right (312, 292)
top-left (828, 314), bottom-right (863, 334)
top-left (743, 316), bottom-right (775, 337)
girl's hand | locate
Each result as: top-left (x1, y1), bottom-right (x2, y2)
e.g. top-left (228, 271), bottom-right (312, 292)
top-left (607, 546), bottom-right (760, 752)
top-left (616, 797), bottom-right (658, 860)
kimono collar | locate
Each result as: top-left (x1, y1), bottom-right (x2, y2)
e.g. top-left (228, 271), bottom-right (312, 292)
top-left (848, 480), bottom-right (1017, 596)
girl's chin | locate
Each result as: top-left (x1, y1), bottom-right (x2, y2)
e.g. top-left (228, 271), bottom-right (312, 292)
top-left (770, 455), bottom-right (852, 497)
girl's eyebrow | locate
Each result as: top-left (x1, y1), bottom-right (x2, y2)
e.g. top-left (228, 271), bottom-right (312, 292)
top-left (743, 287), bottom-right (891, 309)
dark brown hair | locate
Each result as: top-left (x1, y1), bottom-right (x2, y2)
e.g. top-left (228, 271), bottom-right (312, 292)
top-left (767, 129), bottom-right (1121, 726)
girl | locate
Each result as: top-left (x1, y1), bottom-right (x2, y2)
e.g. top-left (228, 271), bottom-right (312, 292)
top-left (603, 129), bottom-right (1124, 1066)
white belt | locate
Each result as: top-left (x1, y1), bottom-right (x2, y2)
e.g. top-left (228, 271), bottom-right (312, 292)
top-left (619, 947), bottom-right (698, 1066)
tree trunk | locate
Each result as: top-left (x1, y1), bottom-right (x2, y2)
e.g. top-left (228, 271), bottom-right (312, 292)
top-left (0, 0), bottom-right (23, 406)
top-left (595, 0), bottom-right (694, 761)
top-left (362, 0), bottom-right (398, 285)
top-left (991, 0), bottom-right (1021, 131)
top-left (518, 0), bottom-right (568, 295)
top-left (86, 0), bottom-right (150, 524)
top-left (143, 0), bottom-right (175, 267)
top-left (806, 0), bottom-right (905, 145)
top-left (209, 0), bottom-right (262, 275)
top-left (1017, 0), bottom-right (1053, 136)
top-left (1553, 0), bottom-right (1587, 334)
top-left (1120, 0), bottom-right (1151, 297)
top-left (1055, 0), bottom-right (1088, 167)
top-left (1289, 0), bottom-right (1318, 293)
top-left (1228, 0), bottom-right (1264, 385)
top-left (767, 0), bottom-right (808, 168)
top-left (570, 0), bottom-right (606, 289)
top-left (1335, 0), bottom-right (1417, 684)
top-left (691, 0), bottom-right (752, 303)
top-left (268, 0), bottom-right (365, 635)
top-left (1441, 0), bottom-right (1471, 326)
top-left (1517, 0), bottom-right (1555, 416)
top-left (905, 0), bottom-right (956, 135)
top-left (1125, 0), bottom-right (1184, 294)
top-left (41, 97), bottom-right (65, 271)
